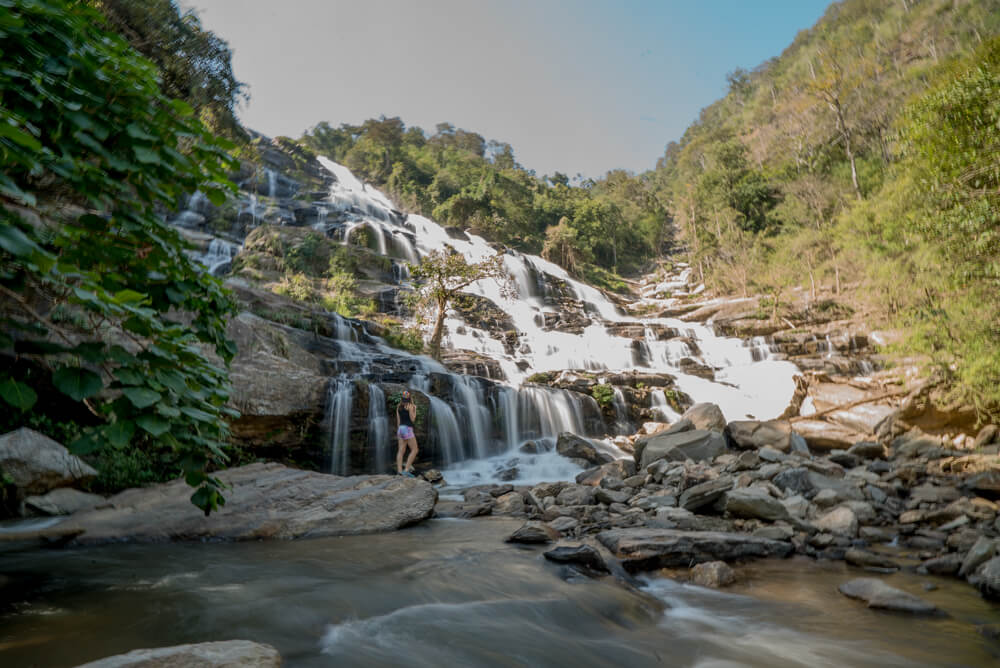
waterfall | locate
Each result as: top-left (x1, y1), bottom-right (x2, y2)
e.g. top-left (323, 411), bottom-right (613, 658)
top-left (324, 377), bottom-right (354, 475)
top-left (427, 395), bottom-right (463, 465)
top-left (610, 385), bottom-right (630, 435)
top-left (367, 383), bottom-right (389, 473)
top-left (650, 389), bottom-right (681, 422)
top-left (451, 375), bottom-right (492, 459)
top-left (195, 238), bottom-right (239, 276)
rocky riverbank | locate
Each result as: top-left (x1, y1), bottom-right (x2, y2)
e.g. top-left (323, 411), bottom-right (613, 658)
top-left (439, 399), bottom-right (1000, 608)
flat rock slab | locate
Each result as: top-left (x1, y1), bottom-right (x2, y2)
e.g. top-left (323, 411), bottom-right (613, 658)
top-left (543, 544), bottom-right (610, 573)
top-left (57, 463), bottom-right (436, 545)
top-left (74, 639), bottom-right (280, 667)
top-left (596, 528), bottom-right (791, 571)
top-left (838, 578), bottom-right (939, 614)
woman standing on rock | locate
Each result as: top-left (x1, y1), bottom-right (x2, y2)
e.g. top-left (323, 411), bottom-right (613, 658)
top-left (396, 390), bottom-right (419, 476)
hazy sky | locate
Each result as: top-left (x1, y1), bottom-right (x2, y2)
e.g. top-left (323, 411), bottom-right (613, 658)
top-left (182, 0), bottom-right (832, 178)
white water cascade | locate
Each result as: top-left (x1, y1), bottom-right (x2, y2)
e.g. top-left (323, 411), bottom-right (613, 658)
top-left (366, 383), bottom-right (390, 473)
top-left (324, 377), bottom-right (354, 475)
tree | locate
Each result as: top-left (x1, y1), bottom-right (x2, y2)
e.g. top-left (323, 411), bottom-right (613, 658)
top-left (0, 0), bottom-right (240, 513)
top-left (408, 250), bottom-right (513, 360)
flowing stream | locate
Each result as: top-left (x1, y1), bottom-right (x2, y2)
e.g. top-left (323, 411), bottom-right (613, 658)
top-left (1, 519), bottom-right (997, 667)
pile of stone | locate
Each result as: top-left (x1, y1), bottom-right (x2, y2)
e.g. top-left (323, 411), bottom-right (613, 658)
top-left (443, 402), bottom-right (1000, 605)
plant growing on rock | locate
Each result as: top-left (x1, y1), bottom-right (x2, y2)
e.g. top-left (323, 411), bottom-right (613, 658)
top-left (0, 0), bottom-right (241, 513)
top-left (591, 384), bottom-right (615, 408)
top-left (408, 249), bottom-right (514, 360)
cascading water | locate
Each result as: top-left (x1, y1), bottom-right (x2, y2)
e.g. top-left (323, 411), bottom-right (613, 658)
top-left (367, 383), bottom-right (390, 473)
top-left (324, 377), bottom-right (355, 475)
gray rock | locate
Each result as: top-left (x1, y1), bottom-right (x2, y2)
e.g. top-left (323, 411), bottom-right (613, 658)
top-left (636, 429), bottom-right (727, 469)
top-left (0, 428), bottom-right (97, 498)
top-left (543, 544), bottom-right (610, 573)
top-left (813, 506), bottom-right (859, 537)
top-left (690, 560), bottom-right (736, 588)
top-left (722, 488), bottom-right (790, 522)
top-left (792, 420), bottom-right (868, 452)
top-left (918, 553), bottom-right (963, 576)
top-left (547, 516), bottom-right (580, 533)
top-left (632, 490), bottom-right (678, 511)
top-left (652, 507), bottom-right (732, 532)
top-left (828, 450), bottom-right (860, 469)
top-left (596, 528), bottom-right (792, 569)
top-left (845, 548), bottom-right (900, 571)
top-left (781, 494), bottom-right (810, 519)
top-left (773, 467), bottom-right (813, 495)
top-left (973, 424), bottom-right (999, 449)
top-left (556, 484), bottom-right (597, 507)
top-left (679, 476), bottom-right (733, 511)
top-left (506, 521), bottom-right (560, 544)
top-left (57, 463), bottom-right (436, 544)
top-left (576, 459), bottom-right (635, 486)
top-left (726, 420), bottom-right (792, 452)
top-left (971, 557), bottom-right (1000, 600)
top-left (494, 491), bottom-right (526, 515)
top-left (556, 432), bottom-right (613, 466)
top-left (681, 403), bottom-right (727, 432)
top-left (74, 640), bottom-right (281, 667)
top-left (758, 446), bottom-right (789, 463)
top-left (22, 488), bottom-right (105, 516)
top-left (892, 428), bottom-right (944, 459)
top-left (812, 488), bottom-right (841, 508)
top-left (959, 536), bottom-right (999, 577)
top-left (752, 524), bottom-right (795, 541)
top-left (595, 488), bottom-right (631, 505)
top-left (849, 441), bottom-right (887, 460)
top-left (734, 450), bottom-right (760, 471)
top-left (838, 578), bottom-right (939, 614)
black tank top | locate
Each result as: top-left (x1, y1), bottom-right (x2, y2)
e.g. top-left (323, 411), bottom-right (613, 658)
top-left (397, 401), bottom-right (414, 427)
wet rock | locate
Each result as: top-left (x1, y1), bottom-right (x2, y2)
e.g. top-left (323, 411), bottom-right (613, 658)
top-left (690, 560), bottom-right (736, 588)
top-left (636, 429), bottom-right (727, 469)
top-left (752, 524), bottom-right (795, 541)
top-left (556, 432), bottom-right (613, 466)
top-left (543, 544), bottom-right (610, 573)
top-left (828, 451), bottom-right (860, 469)
top-left (632, 490), bottom-right (678, 511)
top-left (596, 528), bottom-right (792, 570)
top-left (838, 578), bottom-right (939, 614)
top-left (813, 506), bottom-right (859, 537)
top-left (971, 557), bottom-right (1000, 600)
top-left (0, 428), bottom-right (97, 498)
top-left (519, 441), bottom-right (542, 454)
top-left (420, 469), bottom-right (444, 484)
top-left (918, 553), bottom-right (963, 576)
top-left (959, 536), bottom-right (999, 577)
top-left (489, 484), bottom-right (515, 498)
top-left (595, 488), bottom-right (632, 505)
top-left (21, 488), bottom-right (105, 517)
top-left (507, 521), bottom-right (560, 544)
top-left (845, 548), bottom-right (900, 571)
top-left (679, 476), bottom-right (733, 511)
top-left (892, 428), bottom-right (945, 459)
top-left (681, 403), bottom-right (726, 432)
top-left (74, 640), bottom-right (281, 668)
top-left (56, 464), bottom-right (436, 544)
top-left (725, 420), bottom-right (793, 452)
top-left (722, 488), bottom-right (790, 522)
top-left (576, 459), bottom-right (636, 486)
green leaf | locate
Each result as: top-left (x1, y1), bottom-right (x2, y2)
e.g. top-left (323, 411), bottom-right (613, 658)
top-left (156, 403), bottom-right (180, 418)
top-left (0, 223), bottom-right (42, 257)
top-left (72, 342), bottom-right (106, 363)
top-left (0, 121), bottom-right (42, 150)
top-left (114, 367), bottom-right (144, 385)
top-left (113, 289), bottom-right (148, 304)
top-left (133, 145), bottom-right (161, 164)
top-left (203, 187), bottom-right (227, 206)
top-left (0, 376), bottom-right (37, 410)
top-left (179, 406), bottom-right (213, 422)
top-left (105, 420), bottom-right (135, 448)
top-left (52, 366), bottom-right (103, 402)
top-left (136, 413), bottom-right (170, 437)
top-left (69, 432), bottom-right (102, 455)
top-left (122, 386), bottom-right (161, 409)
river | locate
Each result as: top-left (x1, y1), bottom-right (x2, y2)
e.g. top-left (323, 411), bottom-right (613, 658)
top-left (2, 518), bottom-right (997, 667)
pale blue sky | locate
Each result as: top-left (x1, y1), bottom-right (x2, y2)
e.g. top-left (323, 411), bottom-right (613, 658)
top-left (182, 0), bottom-right (833, 177)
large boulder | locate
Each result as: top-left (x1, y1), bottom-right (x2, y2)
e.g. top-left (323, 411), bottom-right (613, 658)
top-left (837, 578), bottom-right (939, 614)
top-left (0, 428), bottom-right (96, 498)
top-left (596, 528), bottom-right (791, 570)
top-left (636, 429), bottom-right (727, 470)
top-left (556, 432), bottom-right (613, 466)
top-left (678, 476), bottom-right (733, 511)
top-left (971, 557), bottom-right (1000, 600)
top-left (680, 403), bottom-right (727, 432)
top-left (690, 560), bottom-right (736, 588)
top-left (57, 463), bottom-right (436, 544)
top-left (506, 521), bottom-right (560, 544)
top-left (725, 420), bottom-right (792, 452)
top-left (812, 506), bottom-right (859, 537)
top-left (74, 640), bottom-right (281, 667)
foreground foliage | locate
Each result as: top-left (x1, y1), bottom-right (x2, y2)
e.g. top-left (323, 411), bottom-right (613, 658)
top-left (0, 0), bottom-right (241, 512)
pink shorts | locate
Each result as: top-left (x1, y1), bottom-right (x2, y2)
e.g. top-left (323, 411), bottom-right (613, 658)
top-left (397, 425), bottom-right (415, 440)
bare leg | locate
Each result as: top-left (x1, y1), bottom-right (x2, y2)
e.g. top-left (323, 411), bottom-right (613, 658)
top-left (404, 437), bottom-right (419, 472)
top-left (396, 437), bottom-right (406, 473)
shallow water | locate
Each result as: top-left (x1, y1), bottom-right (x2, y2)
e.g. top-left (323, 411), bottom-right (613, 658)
top-left (1, 519), bottom-right (998, 667)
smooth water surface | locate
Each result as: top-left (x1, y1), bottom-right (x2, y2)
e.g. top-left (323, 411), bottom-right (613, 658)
top-left (1, 519), bottom-right (998, 667)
